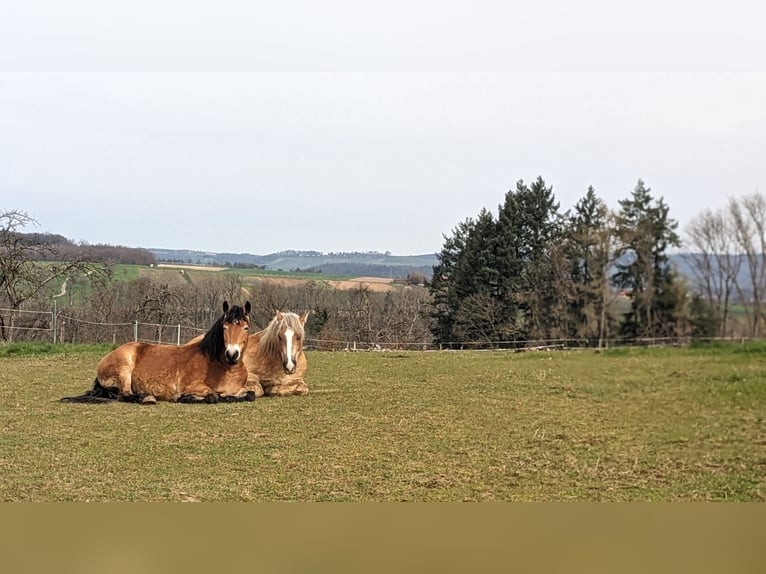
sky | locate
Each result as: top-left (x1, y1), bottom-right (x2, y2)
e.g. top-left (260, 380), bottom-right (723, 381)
top-left (2, 3), bottom-right (766, 256)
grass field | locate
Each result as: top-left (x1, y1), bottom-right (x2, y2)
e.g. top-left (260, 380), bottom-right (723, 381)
top-left (1, 343), bottom-right (764, 501)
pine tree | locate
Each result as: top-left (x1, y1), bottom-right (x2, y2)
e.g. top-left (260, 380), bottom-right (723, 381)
top-left (565, 186), bottom-right (616, 344)
top-left (614, 179), bottom-right (681, 339)
top-left (429, 218), bottom-right (473, 345)
top-left (511, 177), bottom-right (562, 339)
top-left (451, 208), bottom-right (498, 300)
top-left (430, 177), bottom-right (563, 345)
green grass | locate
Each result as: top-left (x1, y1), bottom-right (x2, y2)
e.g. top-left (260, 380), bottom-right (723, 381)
top-left (221, 268), bottom-right (355, 281)
top-left (0, 342), bottom-right (115, 358)
top-left (1, 344), bottom-right (764, 501)
top-left (112, 263), bottom-right (359, 282)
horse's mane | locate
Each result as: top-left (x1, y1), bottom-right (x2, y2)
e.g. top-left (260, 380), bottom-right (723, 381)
top-left (259, 312), bottom-right (305, 356)
top-left (198, 304), bottom-right (249, 362)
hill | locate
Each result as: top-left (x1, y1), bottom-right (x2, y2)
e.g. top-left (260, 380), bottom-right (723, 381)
top-left (149, 248), bottom-right (438, 278)
top-left (149, 248), bottom-right (731, 285)
top-left (10, 230), bottom-right (755, 287)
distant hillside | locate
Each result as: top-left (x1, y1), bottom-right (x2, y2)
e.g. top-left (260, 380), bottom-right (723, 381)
top-left (18, 228), bottom-right (758, 288)
top-left (150, 248), bottom-right (439, 278)
top-left (16, 232), bottom-right (157, 265)
top-left (148, 248), bottom-right (759, 286)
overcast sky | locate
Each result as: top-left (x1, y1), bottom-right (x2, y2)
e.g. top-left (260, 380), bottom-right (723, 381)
top-left (2, 3), bottom-right (765, 255)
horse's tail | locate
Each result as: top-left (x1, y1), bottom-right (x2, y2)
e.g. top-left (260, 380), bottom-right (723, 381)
top-left (60, 379), bottom-right (120, 403)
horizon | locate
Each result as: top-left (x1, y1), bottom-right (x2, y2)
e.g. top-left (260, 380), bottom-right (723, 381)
top-left (5, 73), bottom-right (765, 255)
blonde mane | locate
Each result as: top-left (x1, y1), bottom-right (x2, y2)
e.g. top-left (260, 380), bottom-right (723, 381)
top-left (259, 312), bottom-right (305, 355)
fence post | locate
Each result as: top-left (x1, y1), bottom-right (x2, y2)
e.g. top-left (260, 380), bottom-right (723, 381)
top-left (134, 320), bottom-right (138, 342)
top-left (52, 300), bottom-right (57, 344)
top-left (177, 324), bottom-right (181, 345)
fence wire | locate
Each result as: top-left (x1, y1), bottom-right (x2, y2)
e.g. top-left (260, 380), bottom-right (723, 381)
top-left (0, 307), bottom-right (759, 350)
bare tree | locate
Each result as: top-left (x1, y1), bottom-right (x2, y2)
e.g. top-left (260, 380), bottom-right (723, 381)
top-left (685, 207), bottom-right (742, 337)
top-left (0, 210), bottom-right (105, 342)
top-left (728, 193), bottom-right (766, 337)
top-left (453, 292), bottom-right (507, 348)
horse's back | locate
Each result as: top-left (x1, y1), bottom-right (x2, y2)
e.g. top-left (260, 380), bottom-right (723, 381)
top-left (97, 342), bottom-right (194, 400)
top-left (96, 341), bottom-right (145, 394)
top-left (185, 334), bottom-right (204, 346)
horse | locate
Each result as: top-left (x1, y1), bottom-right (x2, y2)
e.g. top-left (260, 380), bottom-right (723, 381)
top-left (185, 310), bottom-right (309, 397)
top-left (60, 301), bottom-right (256, 404)
top-left (246, 311), bottom-right (310, 397)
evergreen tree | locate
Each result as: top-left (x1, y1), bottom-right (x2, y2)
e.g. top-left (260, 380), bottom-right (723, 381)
top-left (511, 177), bottom-right (563, 339)
top-left (429, 218), bottom-right (473, 345)
top-left (565, 186), bottom-right (616, 344)
top-left (614, 179), bottom-right (681, 338)
top-left (430, 177), bottom-right (564, 345)
top-left (688, 293), bottom-right (720, 339)
top-left (492, 181), bottom-right (526, 336)
top-left (451, 208), bottom-right (498, 300)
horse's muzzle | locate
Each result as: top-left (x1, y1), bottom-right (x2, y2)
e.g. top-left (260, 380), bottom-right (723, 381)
top-left (283, 361), bottom-right (296, 375)
top-left (225, 349), bottom-right (241, 364)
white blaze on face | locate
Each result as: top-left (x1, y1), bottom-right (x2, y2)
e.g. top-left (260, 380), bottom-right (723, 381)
top-left (284, 327), bottom-right (295, 372)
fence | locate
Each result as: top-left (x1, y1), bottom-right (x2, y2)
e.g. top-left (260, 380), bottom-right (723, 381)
top-left (0, 307), bottom-right (759, 350)
top-left (0, 307), bottom-right (207, 346)
top-left (302, 335), bottom-right (757, 352)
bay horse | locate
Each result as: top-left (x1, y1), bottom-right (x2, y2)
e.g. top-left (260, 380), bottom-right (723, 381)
top-left (61, 301), bottom-right (255, 404)
top-left (185, 310), bottom-right (309, 397)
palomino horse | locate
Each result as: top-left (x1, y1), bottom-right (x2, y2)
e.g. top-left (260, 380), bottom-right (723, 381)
top-left (186, 310), bottom-right (309, 397)
top-left (61, 302), bottom-right (255, 404)
top-left (246, 311), bottom-right (309, 397)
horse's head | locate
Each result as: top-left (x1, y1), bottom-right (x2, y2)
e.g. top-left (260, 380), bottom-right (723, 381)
top-left (273, 310), bottom-right (309, 374)
top-left (221, 300), bottom-right (251, 364)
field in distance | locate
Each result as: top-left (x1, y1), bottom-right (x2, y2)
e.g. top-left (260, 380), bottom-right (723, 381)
top-left (118, 263), bottom-right (401, 292)
top-left (1, 343), bottom-right (764, 501)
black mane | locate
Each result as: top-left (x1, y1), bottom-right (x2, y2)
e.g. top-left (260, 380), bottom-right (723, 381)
top-left (198, 303), bottom-right (249, 363)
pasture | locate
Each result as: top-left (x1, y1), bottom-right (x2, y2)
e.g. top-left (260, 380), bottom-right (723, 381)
top-left (1, 343), bottom-right (764, 501)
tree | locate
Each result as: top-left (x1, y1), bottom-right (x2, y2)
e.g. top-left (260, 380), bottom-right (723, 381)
top-left (688, 293), bottom-right (720, 339)
top-left (452, 292), bottom-right (507, 347)
top-left (565, 186), bottom-right (618, 346)
top-left (613, 180), bottom-right (682, 339)
top-left (0, 210), bottom-right (105, 341)
top-left (429, 217), bottom-right (476, 345)
top-left (429, 176), bottom-right (564, 346)
top-left (684, 207), bottom-right (741, 337)
top-left (506, 177), bottom-right (562, 340)
top-left (728, 193), bottom-right (766, 338)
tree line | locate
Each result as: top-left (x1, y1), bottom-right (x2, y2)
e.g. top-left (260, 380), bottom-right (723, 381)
top-left (12, 226), bottom-right (157, 266)
top-left (429, 178), bottom-right (759, 347)
top-left (684, 193), bottom-right (766, 338)
top-left (4, 179), bottom-right (766, 348)
top-left (1, 210), bottom-right (433, 346)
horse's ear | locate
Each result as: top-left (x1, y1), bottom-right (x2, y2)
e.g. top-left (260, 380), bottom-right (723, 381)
top-left (300, 311), bottom-right (310, 324)
top-left (223, 301), bottom-right (230, 314)
top-left (276, 311), bottom-right (284, 322)
top-left (245, 301), bottom-right (251, 315)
